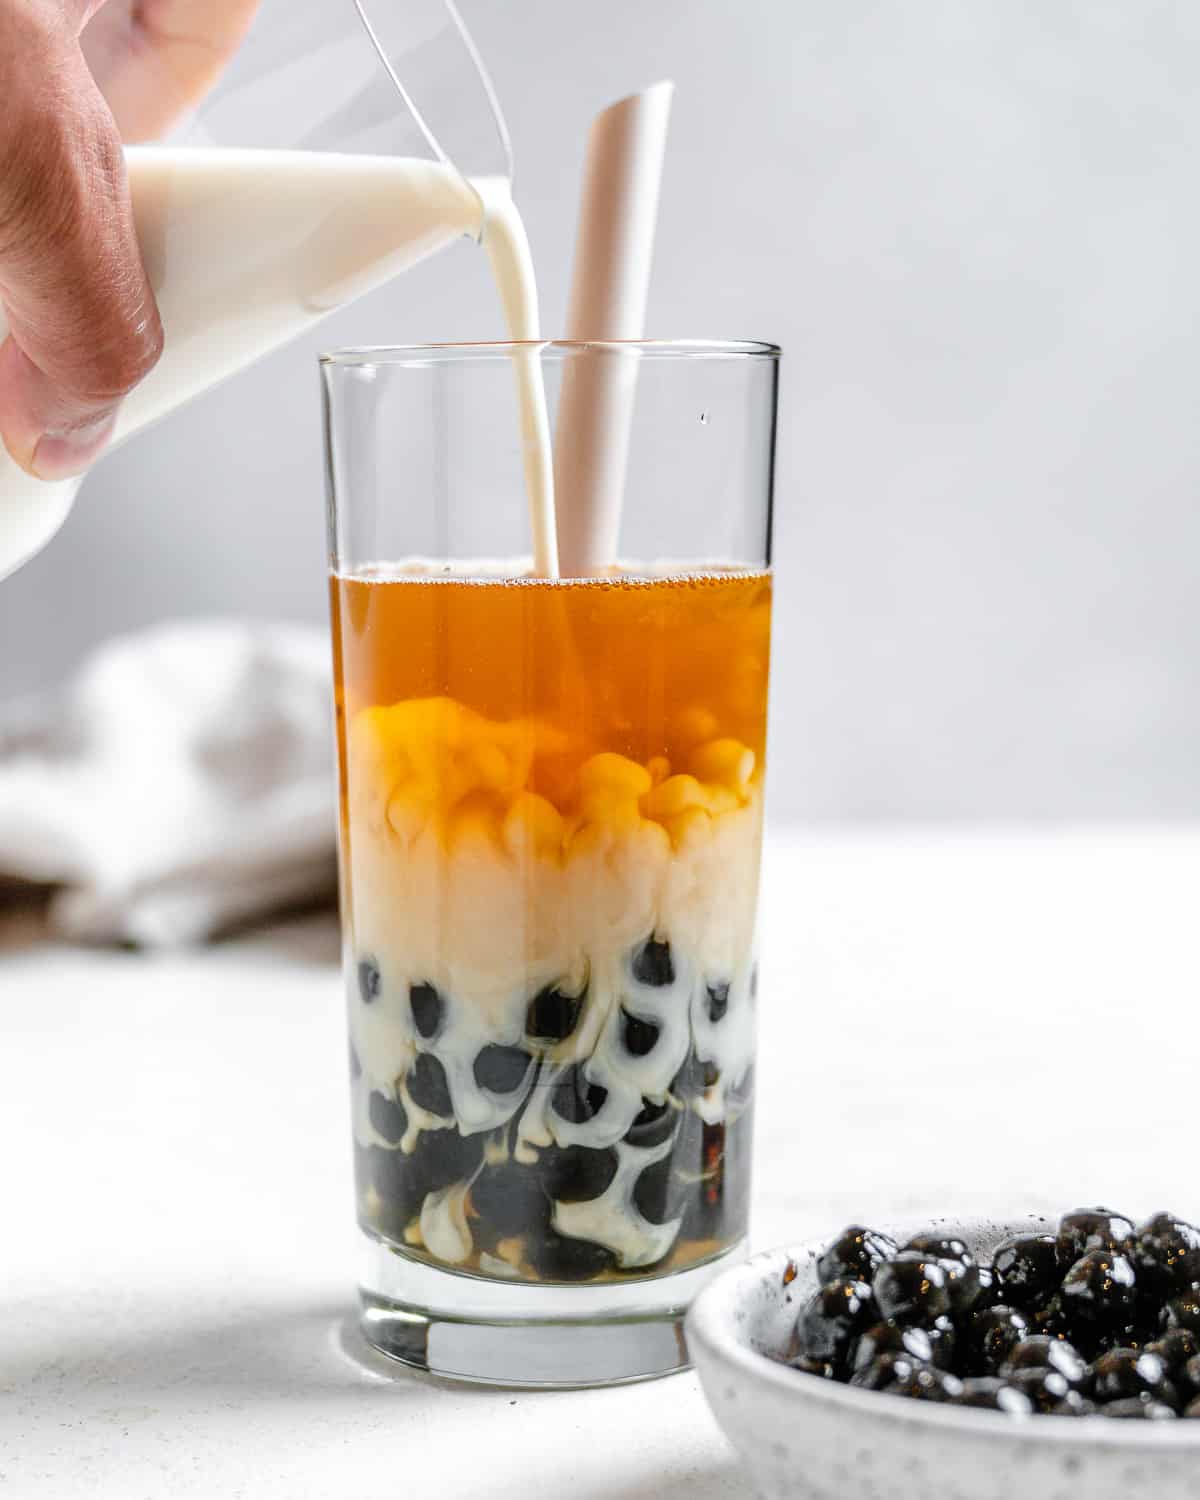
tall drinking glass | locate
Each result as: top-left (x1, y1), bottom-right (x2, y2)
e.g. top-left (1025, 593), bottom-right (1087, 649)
top-left (322, 340), bottom-right (779, 1386)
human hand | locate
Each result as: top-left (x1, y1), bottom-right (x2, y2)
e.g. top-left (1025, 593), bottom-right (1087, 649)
top-left (0, 1), bottom-right (258, 481)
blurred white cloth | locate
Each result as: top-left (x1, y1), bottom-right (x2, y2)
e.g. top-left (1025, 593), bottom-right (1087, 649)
top-left (0, 621), bottom-right (338, 947)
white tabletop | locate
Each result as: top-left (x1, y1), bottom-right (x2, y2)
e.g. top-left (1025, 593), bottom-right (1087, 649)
top-left (1, 827), bottom-right (1196, 1499)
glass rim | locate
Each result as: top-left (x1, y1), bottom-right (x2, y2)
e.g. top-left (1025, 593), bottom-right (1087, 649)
top-left (319, 338), bottom-right (782, 368)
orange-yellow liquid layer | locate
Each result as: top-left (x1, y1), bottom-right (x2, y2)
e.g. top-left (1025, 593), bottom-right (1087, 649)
top-left (331, 569), bottom-right (773, 818)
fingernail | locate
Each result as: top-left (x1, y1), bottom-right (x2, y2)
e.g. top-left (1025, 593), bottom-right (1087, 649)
top-left (32, 416), bottom-right (118, 481)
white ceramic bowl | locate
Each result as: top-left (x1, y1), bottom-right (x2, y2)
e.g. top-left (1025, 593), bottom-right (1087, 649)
top-left (686, 1216), bottom-right (1200, 1500)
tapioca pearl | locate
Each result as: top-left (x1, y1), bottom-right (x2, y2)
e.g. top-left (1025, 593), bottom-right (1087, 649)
top-left (622, 1008), bottom-right (661, 1057)
top-left (624, 1098), bottom-right (677, 1151)
top-left (357, 957), bottom-right (381, 1004)
top-left (409, 982), bottom-right (443, 1039)
top-left (408, 1052), bottom-right (454, 1117)
top-left (470, 1161), bottom-right (552, 1243)
top-left (527, 1228), bottom-right (617, 1282)
top-left (551, 1065), bottom-right (608, 1125)
top-left (356, 1143), bottom-right (431, 1240)
top-left (368, 1090), bottom-right (407, 1146)
top-left (706, 983), bottom-right (730, 1023)
top-left (538, 1144), bottom-right (619, 1203)
top-left (631, 938), bottom-right (675, 988)
top-left (473, 1044), bottom-right (533, 1095)
top-left (525, 985), bottom-right (585, 1042)
top-left (632, 1154), bottom-right (677, 1226)
top-left (418, 1124), bottom-right (486, 1192)
top-left (1168, 1291), bottom-right (1200, 1335)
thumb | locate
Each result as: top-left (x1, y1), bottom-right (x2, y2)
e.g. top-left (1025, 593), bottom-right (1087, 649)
top-left (0, 17), bottom-right (163, 481)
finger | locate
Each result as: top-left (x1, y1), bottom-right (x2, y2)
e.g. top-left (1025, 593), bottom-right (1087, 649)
top-left (82, 0), bottom-right (261, 142)
top-left (0, 36), bottom-right (163, 479)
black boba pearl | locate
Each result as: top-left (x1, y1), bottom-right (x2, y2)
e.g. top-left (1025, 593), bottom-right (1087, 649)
top-left (1134, 1212), bottom-right (1200, 1296)
top-left (417, 1126), bottom-right (483, 1191)
top-left (633, 1154), bottom-right (678, 1226)
top-left (1167, 1290), bottom-right (1200, 1335)
top-left (622, 1009), bottom-right (661, 1056)
top-left (852, 1321), bottom-right (934, 1373)
top-left (538, 1143), bottom-right (618, 1203)
top-left (407, 1052), bottom-right (453, 1117)
top-left (902, 1235), bottom-right (973, 1267)
top-left (953, 1377), bottom-right (1034, 1414)
top-left (1001, 1336), bottom-right (1088, 1388)
top-left (885, 1363), bottom-right (964, 1402)
top-left (795, 1279), bottom-right (877, 1366)
top-left (473, 1044), bottom-right (532, 1094)
top-left (926, 1317), bottom-right (959, 1372)
top-left (1091, 1348), bottom-right (1178, 1407)
top-left (849, 1352), bottom-right (926, 1392)
top-left (952, 1262), bottom-right (999, 1317)
top-left (1060, 1250), bottom-right (1138, 1327)
top-left (873, 1255), bottom-right (952, 1326)
top-left (1057, 1207), bottom-right (1135, 1267)
top-left (368, 1090), bottom-right (407, 1145)
top-left (525, 985), bottom-right (584, 1042)
top-left (816, 1226), bottom-right (898, 1288)
top-left (527, 1230), bottom-right (616, 1282)
top-left (1114, 1321), bottom-right (1162, 1352)
top-left (1184, 1396), bottom-right (1200, 1418)
top-left (409, 982), bottom-right (442, 1038)
top-left (551, 1065), bottom-right (608, 1124)
top-left (992, 1234), bottom-right (1061, 1310)
top-left (469, 1161), bottom-right (551, 1242)
top-left (1102, 1399), bottom-right (1177, 1420)
top-left (1182, 1355), bottom-right (1200, 1402)
top-left (964, 1306), bottom-right (1030, 1376)
top-left (624, 1098), bottom-right (677, 1149)
top-left (1146, 1329), bottom-right (1200, 1375)
top-left (900, 1239), bottom-right (977, 1312)
top-left (1004, 1368), bottom-right (1076, 1413)
top-left (1027, 1293), bottom-right (1074, 1343)
top-left (357, 1143), bottom-right (430, 1238)
top-left (706, 982), bottom-right (730, 1023)
top-left (852, 1318), bottom-right (955, 1374)
top-left (631, 937), bottom-right (675, 987)
top-left (1050, 1392), bottom-right (1098, 1417)
top-left (357, 957), bottom-right (381, 1004)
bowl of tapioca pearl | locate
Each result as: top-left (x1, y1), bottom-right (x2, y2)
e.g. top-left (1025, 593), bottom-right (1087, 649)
top-left (686, 1209), bottom-right (1200, 1500)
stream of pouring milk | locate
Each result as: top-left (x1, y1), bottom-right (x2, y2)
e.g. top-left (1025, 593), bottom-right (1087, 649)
top-left (0, 147), bottom-right (556, 581)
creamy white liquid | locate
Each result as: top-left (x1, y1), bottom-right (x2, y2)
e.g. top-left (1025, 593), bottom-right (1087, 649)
top-left (0, 147), bottom-right (556, 580)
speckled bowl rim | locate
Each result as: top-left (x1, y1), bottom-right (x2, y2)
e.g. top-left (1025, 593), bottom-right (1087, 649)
top-left (686, 1216), bottom-right (1200, 1452)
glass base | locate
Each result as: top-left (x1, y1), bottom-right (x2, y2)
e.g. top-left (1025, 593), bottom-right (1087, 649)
top-left (357, 1233), bottom-right (749, 1388)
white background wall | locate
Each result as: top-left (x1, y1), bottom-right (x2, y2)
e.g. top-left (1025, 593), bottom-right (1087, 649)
top-left (1, 0), bottom-right (1198, 821)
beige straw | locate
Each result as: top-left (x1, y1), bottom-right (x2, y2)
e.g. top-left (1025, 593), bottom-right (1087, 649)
top-left (554, 82), bottom-right (674, 577)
